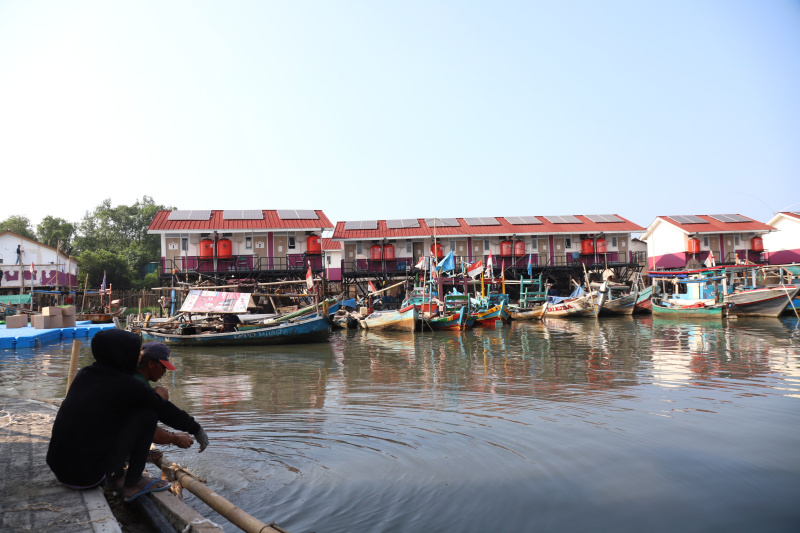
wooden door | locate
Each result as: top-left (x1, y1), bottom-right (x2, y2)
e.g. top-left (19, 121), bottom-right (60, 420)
top-left (345, 244), bottom-right (356, 271)
top-left (413, 242), bottom-right (425, 263)
top-left (537, 239), bottom-right (549, 265)
top-left (166, 238), bottom-right (180, 269)
top-left (274, 236), bottom-right (287, 269)
top-left (472, 241), bottom-right (483, 262)
top-left (709, 236), bottom-right (721, 262)
top-left (724, 235), bottom-right (734, 260)
top-left (618, 236), bottom-right (628, 261)
top-left (254, 236), bottom-right (267, 268)
top-left (456, 240), bottom-right (467, 261)
top-left (553, 238), bottom-right (564, 264)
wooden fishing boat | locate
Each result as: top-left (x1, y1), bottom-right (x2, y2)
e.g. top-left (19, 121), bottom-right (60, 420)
top-left (633, 285), bottom-right (654, 313)
top-left (508, 302), bottom-right (547, 321)
top-left (140, 314), bottom-right (330, 346)
top-left (76, 309), bottom-right (126, 324)
top-left (651, 298), bottom-right (724, 319)
top-left (542, 295), bottom-right (595, 318)
top-left (724, 286), bottom-right (800, 317)
top-left (600, 285), bottom-right (637, 316)
top-left (427, 306), bottom-right (470, 331)
top-left (471, 300), bottom-right (509, 327)
top-left (358, 304), bottom-right (419, 332)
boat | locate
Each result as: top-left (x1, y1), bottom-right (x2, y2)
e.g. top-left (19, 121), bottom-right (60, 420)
top-left (508, 302), bottom-right (548, 321)
top-left (471, 299), bottom-right (509, 327)
top-left (141, 314), bottom-right (330, 346)
top-left (358, 304), bottom-right (419, 332)
top-left (633, 285), bottom-right (654, 313)
top-left (724, 286), bottom-right (800, 317)
top-left (543, 285), bottom-right (596, 318)
top-left (598, 283), bottom-right (637, 316)
top-left (651, 298), bottom-right (724, 319)
top-left (426, 293), bottom-right (475, 331)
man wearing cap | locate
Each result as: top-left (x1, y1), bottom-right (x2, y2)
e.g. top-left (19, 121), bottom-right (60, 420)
top-left (137, 342), bottom-right (195, 449)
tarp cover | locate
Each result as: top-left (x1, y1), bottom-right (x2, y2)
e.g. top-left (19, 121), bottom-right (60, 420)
top-left (0, 294), bottom-right (32, 305)
top-left (180, 290), bottom-right (254, 314)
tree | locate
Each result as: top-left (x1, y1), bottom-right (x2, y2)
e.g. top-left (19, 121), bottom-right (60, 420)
top-left (0, 215), bottom-right (36, 240)
top-left (36, 216), bottom-right (76, 254)
top-left (78, 249), bottom-right (135, 290)
top-left (73, 196), bottom-right (172, 279)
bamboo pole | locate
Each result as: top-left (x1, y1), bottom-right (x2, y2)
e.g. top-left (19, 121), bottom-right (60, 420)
top-left (155, 457), bottom-right (285, 533)
top-left (367, 280), bottom-right (405, 296)
top-left (80, 273), bottom-right (89, 313)
top-left (66, 340), bottom-right (81, 392)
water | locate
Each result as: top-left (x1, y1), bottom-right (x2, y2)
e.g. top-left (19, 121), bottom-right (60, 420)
top-left (2, 317), bottom-right (800, 532)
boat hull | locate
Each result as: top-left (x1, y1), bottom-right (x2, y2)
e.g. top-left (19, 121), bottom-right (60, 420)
top-left (725, 286), bottom-right (800, 317)
top-left (651, 300), bottom-right (723, 319)
top-left (601, 292), bottom-right (636, 316)
top-left (140, 315), bottom-right (330, 346)
top-left (471, 301), bottom-right (509, 327)
top-left (359, 305), bottom-right (419, 332)
top-left (544, 297), bottom-right (594, 318)
top-left (633, 286), bottom-right (654, 314)
top-left (508, 304), bottom-right (547, 321)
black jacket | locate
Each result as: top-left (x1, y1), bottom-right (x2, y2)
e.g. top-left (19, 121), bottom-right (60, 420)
top-left (47, 329), bottom-right (200, 486)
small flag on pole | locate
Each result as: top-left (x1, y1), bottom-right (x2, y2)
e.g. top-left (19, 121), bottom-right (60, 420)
top-left (527, 252), bottom-right (533, 277)
top-left (486, 251), bottom-right (494, 279)
top-left (501, 259), bottom-right (506, 294)
top-left (101, 271), bottom-right (106, 292)
top-left (368, 280), bottom-right (378, 294)
top-left (467, 260), bottom-right (483, 279)
top-left (306, 264), bottom-right (314, 289)
top-left (415, 256), bottom-right (425, 270)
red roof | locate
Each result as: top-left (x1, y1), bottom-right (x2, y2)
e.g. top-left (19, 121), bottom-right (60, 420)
top-left (148, 210), bottom-right (334, 232)
top-left (332, 215), bottom-right (644, 240)
top-left (321, 238), bottom-right (340, 251)
top-left (779, 212), bottom-right (800, 222)
top-left (656, 215), bottom-right (774, 234)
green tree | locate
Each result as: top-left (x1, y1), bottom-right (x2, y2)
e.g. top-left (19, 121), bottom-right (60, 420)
top-left (78, 249), bottom-right (136, 290)
top-left (73, 196), bottom-right (172, 279)
top-left (36, 216), bottom-right (76, 254)
top-left (0, 215), bottom-right (36, 240)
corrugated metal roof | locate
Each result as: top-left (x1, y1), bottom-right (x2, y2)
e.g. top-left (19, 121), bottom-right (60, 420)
top-left (331, 215), bottom-right (645, 240)
top-left (321, 238), bottom-right (340, 251)
top-left (148, 210), bottom-right (334, 232)
top-left (657, 215), bottom-right (774, 234)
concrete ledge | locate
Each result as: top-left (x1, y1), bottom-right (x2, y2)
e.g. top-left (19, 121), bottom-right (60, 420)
top-left (149, 490), bottom-right (223, 532)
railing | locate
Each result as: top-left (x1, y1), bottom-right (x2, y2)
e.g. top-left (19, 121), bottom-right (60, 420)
top-left (161, 253), bottom-right (326, 274)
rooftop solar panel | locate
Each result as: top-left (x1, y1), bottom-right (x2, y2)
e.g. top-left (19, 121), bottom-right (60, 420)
top-left (544, 215), bottom-right (581, 224)
top-left (709, 214), bottom-right (751, 223)
top-left (344, 220), bottom-right (378, 230)
top-left (277, 210), bottom-right (319, 220)
top-left (386, 219), bottom-right (421, 229)
top-left (464, 217), bottom-right (500, 226)
top-left (586, 214), bottom-right (624, 223)
top-left (506, 216), bottom-right (542, 225)
top-left (223, 210), bottom-right (263, 220)
top-left (167, 210), bottom-right (212, 221)
top-left (424, 218), bottom-right (460, 227)
top-left (669, 215), bottom-right (708, 225)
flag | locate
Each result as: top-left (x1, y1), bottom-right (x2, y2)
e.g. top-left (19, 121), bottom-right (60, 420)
top-left (306, 265), bottom-right (314, 289)
top-left (368, 280), bottom-right (378, 293)
top-left (527, 252), bottom-right (533, 277)
top-left (415, 256), bottom-right (425, 270)
top-left (481, 270), bottom-right (485, 298)
top-left (703, 254), bottom-right (715, 268)
top-left (467, 260), bottom-right (483, 279)
top-left (436, 250), bottom-right (455, 273)
top-left (100, 271), bottom-right (106, 292)
top-left (486, 251), bottom-right (494, 279)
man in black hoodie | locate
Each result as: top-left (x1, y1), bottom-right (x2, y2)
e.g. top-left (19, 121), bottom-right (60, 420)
top-left (46, 329), bottom-right (209, 502)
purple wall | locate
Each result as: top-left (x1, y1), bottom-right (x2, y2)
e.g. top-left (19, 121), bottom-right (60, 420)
top-left (769, 249), bottom-right (800, 265)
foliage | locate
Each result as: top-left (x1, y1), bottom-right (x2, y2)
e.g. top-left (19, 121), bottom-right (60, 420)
top-left (0, 215), bottom-right (36, 240)
top-left (132, 272), bottom-right (161, 291)
top-left (36, 216), bottom-right (76, 254)
top-left (77, 250), bottom-right (136, 290)
top-left (72, 196), bottom-right (172, 281)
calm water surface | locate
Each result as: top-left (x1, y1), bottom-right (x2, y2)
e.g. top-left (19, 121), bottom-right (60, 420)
top-left (2, 317), bottom-right (800, 532)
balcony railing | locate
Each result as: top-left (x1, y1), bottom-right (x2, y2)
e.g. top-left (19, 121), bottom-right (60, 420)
top-left (161, 253), bottom-right (325, 274)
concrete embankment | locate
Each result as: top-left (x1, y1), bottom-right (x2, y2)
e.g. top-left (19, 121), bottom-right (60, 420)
top-left (0, 395), bottom-right (224, 533)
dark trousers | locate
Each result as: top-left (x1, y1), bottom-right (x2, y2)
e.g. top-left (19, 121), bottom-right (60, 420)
top-left (107, 408), bottom-right (158, 487)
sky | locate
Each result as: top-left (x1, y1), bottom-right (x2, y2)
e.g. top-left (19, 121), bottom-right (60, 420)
top-left (1, 0), bottom-right (799, 233)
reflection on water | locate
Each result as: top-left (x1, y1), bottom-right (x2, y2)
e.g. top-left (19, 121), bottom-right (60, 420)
top-left (3, 318), bottom-right (800, 532)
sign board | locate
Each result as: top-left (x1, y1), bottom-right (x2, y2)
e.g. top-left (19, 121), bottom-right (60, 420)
top-left (179, 290), bottom-right (254, 314)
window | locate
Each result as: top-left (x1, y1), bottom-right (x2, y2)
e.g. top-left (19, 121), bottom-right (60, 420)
top-left (356, 242), bottom-right (363, 255)
top-left (703, 237), bottom-right (709, 247)
top-left (531, 238), bottom-right (537, 250)
top-left (449, 239), bottom-right (456, 252)
top-left (181, 238), bottom-right (188, 252)
top-left (406, 241), bottom-right (412, 253)
top-left (612, 236), bottom-right (618, 247)
top-left (245, 237), bottom-right (252, 249)
top-left (288, 236), bottom-right (296, 250)
top-left (734, 235), bottom-right (740, 246)
top-left (327, 255), bottom-right (331, 265)
top-left (565, 238), bottom-right (572, 249)
top-left (484, 239), bottom-right (490, 251)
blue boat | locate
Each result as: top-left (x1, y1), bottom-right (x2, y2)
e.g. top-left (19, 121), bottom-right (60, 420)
top-left (140, 314), bottom-right (330, 346)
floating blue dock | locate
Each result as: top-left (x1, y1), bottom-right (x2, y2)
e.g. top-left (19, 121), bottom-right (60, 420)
top-left (0, 322), bottom-right (116, 349)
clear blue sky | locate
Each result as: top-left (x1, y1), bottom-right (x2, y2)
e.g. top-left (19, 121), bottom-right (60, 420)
top-left (1, 1), bottom-right (799, 232)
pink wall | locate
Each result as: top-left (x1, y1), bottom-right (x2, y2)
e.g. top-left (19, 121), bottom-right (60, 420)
top-left (769, 249), bottom-right (800, 265)
top-left (648, 252), bottom-right (686, 270)
top-left (2, 268), bottom-right (77, 287)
